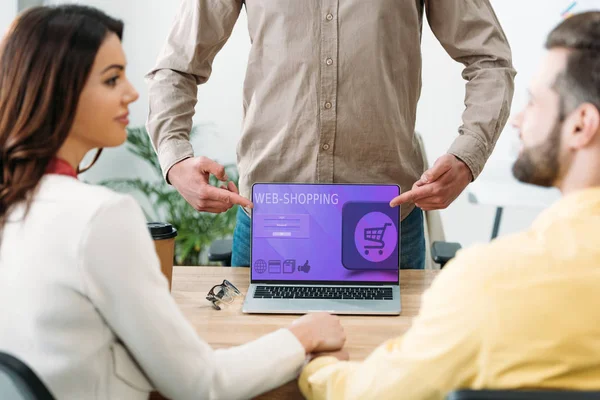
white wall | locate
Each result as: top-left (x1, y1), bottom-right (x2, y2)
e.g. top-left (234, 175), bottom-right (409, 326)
top-left (418, 0), bottom-right (599, 245)
top-left (43, 0), bottom-right (246, 184)
top-left (0, 0), bottom-right (17, 38)
top-left (418, 0), bottom-right (578, 246)
top-left (40, 0), bottom-right (599, 247)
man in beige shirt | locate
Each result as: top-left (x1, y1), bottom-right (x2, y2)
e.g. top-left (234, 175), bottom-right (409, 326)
top-left (146, 0), bottom-right (515, 267)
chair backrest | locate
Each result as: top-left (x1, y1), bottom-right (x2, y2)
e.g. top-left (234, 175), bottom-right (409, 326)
top-left (0, 352), bottom-right (55, 400)
top-left (447, 390), bottom-right (600, 400)
top-left (415, 132), bottom-right (445, 269)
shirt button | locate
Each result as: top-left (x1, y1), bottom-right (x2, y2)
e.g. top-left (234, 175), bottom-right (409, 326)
top-left (326, 13), bottom-right (334, 21)
top-left (322, 143), bottom-right (330, 151)
top-left (324, 102), bottom-right (332, 109)
top-left (326, 58), bottom-right (333, 66)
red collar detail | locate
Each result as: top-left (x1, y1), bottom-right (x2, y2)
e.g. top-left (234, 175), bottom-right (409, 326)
top-left (45, 158), bottom-right (77, 179)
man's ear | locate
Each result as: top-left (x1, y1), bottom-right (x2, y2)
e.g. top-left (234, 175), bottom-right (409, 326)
top-left (565, 103), bottom-right (600, 150)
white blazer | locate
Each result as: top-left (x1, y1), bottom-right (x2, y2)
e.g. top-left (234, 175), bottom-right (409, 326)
top-left (0, 175), bottom-right (305, 400)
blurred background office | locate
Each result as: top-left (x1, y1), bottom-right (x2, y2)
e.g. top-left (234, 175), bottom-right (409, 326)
top-left (1, 0), bottom-right (597, 265)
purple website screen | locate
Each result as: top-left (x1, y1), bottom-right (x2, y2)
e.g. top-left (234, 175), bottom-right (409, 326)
top-left (251, 184), bottom-right (400, 283)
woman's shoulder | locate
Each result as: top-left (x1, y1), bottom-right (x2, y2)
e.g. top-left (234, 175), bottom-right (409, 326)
top-left (36, 175), bottom-right (143, 221)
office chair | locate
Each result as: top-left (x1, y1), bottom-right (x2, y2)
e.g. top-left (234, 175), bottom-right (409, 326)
top-left (415, 132), bottom-right (461, 269)
top-left (208, 238), bottom-right (233, 266)
top-left (0, 352), bottom-right (55, 400)
top-left (447, 389), bottom-right (600, 400)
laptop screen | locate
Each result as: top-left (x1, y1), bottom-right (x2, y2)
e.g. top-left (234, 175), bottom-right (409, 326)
top-left (251, 183), bottom-right (400, 283)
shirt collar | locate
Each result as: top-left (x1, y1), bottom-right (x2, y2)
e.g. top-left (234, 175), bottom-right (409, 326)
top-left (532, 187), bottom-right (600, 230)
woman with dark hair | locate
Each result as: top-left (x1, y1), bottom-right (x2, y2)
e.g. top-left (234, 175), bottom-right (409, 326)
top-left (0, 6), bottom-right (345, 400)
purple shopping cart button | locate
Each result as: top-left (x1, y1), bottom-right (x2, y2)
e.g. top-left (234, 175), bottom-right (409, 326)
top-left (341, 201), bottom-right (399, 270)
top-left (354, 212), bottom-right (397, 263)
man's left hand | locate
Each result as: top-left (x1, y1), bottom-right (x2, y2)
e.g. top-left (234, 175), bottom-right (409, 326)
top-left (389, 154), bottom-right (473, 211)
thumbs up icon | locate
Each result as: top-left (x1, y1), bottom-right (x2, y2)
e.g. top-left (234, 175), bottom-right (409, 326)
top-left (298, 260), bottom-right (311, 273)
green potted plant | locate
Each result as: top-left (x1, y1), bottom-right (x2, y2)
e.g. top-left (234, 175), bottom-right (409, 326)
top-left (101, 126), bottom-right (238, 265)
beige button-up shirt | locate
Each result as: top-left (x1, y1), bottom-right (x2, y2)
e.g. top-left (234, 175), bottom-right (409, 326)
top-left (147, 0), bottom-right (515, 219)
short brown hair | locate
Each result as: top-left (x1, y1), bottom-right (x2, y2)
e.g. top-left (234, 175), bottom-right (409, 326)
top-left (545, 12), bottom-right (600, 119)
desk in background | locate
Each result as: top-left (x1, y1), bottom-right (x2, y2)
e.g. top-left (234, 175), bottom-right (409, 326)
top-left (154, 267), bottom-right (439, 400)
top-left (468, 164), bottom-right (560, 239)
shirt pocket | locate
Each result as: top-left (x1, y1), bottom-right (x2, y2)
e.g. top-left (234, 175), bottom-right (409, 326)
top-left (110, 343), bottom-right (154, 393)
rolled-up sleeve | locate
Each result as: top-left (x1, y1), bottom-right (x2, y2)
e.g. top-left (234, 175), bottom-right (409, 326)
top-left (146, 0), bottom-right (243, 181)
top-left (425, 0), bottom-right (516, 179)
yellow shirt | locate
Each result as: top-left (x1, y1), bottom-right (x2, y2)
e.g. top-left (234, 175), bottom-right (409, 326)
top-left (300, 188), bottom-right (600, 400)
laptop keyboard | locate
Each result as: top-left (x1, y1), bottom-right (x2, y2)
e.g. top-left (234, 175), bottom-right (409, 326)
top-left (253, 286), bottom-right (394, 300)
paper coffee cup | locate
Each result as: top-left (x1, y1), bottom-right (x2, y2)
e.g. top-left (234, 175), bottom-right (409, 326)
top-left (147, 222), bottom-right (178, 291)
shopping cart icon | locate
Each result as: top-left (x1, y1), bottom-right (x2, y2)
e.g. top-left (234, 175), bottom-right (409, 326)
top-left (343, 203), bottom-right (399, 269)
top-left (363, 223), bottom-right (391, 255)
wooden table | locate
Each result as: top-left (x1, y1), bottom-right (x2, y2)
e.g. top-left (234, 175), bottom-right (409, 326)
top-left (164, 267), bottom-right (439, 399)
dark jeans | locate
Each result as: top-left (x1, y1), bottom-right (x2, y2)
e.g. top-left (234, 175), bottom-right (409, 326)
top-left (232, 206), bottom-right (425, 269)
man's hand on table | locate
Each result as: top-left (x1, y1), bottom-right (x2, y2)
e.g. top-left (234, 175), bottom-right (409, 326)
top-left (168, 156), bottom-right (253, 213)
top-left (390, 154), bottom-right (473, 211)
top-left (288, 313), bottom-right (346, 354)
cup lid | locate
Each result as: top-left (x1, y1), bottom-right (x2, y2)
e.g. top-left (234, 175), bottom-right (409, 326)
top-left (147, 222), bottom-right (178, 240)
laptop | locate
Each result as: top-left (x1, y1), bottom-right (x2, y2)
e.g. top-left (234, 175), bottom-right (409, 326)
top-left (242, 183), bottom-right (401, 315)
